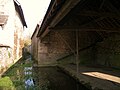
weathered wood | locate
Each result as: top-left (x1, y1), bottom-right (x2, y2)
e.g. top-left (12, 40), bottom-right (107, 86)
top-left (49, 26), bottom-right (120, 32)
top-left (77, 11), bottom-right (120, 19)
top-left (50, 0), bottom-right (81, 27)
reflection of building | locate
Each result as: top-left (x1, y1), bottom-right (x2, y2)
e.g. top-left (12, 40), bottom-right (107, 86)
top-left (0, 0), bottom-right (27, 73)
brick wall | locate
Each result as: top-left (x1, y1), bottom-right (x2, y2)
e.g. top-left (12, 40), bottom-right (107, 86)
top-left (0, 47), bottom-right (13, 74)
top-left (33, 27), bottom-right (120, 68)
top-left (37, 31), bottom-right (99, 65)
top-left (31, 27), bottom-right (39, 63)
top-left (57, 31), bottom-right (101, 65)
top-left (58, 31), bottom-right (120, 69)
top-left (96, 32), bottom-right (120, 68)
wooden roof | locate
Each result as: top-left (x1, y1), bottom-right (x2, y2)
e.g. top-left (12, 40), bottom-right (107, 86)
top-left (14, 0), bottom-right (27, 27)
top-left (37, 0), bottom-right (120, 38)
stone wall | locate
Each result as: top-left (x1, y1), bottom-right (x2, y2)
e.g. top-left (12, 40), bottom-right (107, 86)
top-left (37, 30), bottom-right (120, 69)
top-left (37, 31), bottom-right (100, 65)
top-left (0, 0), bottom-right (15, 75)
top-left (0, 0), bottom-right (15, 48)
top-left (14, 11), bottom-right (24, 59)
top-left (0, 47), bottom-right (13, 74)
top-left (57, 31), bottom-right (102, 65)
top-left (37, 31), bottom-right (73, 65)
top-left (34, 27), bottom-right (120, 68)
top-left (58, 31), bottom-right (120, 69)
top-left (31, 26), bottom-right (39, 63)
top-left (0, 0), bottom-right (25, 75)
top-left (96, 32), bottom-right (120, 68)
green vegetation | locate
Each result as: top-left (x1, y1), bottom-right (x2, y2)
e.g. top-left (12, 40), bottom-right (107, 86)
top-left (0, 76), bottom-right (15, 90)
top-left (0, 58), bottom-right (26, 89)
top-left (8, 51), bottom-right (11, 58)
top-left (0, 56), bottom-right (52, 90)
top-left (24, 37), bottom-right (31, 47)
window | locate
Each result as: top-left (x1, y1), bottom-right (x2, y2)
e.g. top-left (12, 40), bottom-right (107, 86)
top-left (0, 15), bottom-right (8, 29)
top-left (0, 26), bottom-right (2, 30)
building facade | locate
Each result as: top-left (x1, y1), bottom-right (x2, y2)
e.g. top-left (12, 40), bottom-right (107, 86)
top-left (31, 24), bottom-right (40, 64)
top-left (0, 0), bottom-right (27, 74)
top-left (31, 0), bottom-right (120, 69)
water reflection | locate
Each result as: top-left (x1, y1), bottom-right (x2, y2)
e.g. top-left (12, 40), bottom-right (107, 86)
top-left (0, 56), bottom-right (89, 90)
top-left (24, 67), bottom-right (32, 75)
top-left (0, 56), bottom-right (35, 90)
top-left (24, 66), bottom-right (34, 89)
top-left (25, 77), bottom-right (34, 89)
top-left (34, 67), bottom-right (89, 90)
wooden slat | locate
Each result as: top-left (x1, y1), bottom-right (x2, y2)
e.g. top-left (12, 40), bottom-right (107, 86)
top-left (77, 11), bottom-right (120, 19)
top-left (50, 0), bottom-right (81, 27)
top-left (49, 26), bottom-right (120, 32)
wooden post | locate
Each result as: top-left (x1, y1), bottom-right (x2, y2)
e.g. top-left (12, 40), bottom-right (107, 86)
top-left (76, 30), bottom-right (79, 90)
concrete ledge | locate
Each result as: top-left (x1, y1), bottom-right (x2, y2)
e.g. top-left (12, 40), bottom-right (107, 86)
top-left (58, 64), bottom-right (120, 90)
top-left (33, 64), bottom-right (57, 68)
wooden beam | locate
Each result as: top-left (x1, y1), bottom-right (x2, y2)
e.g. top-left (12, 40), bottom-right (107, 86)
top-left (106, 0), bottom-right (119, 13)
top-left (40, 27), bottom-right (50, 39)
top-left (56, 32), bottom-right (76, 55)
top-left (50, 0), bottom-right (81, 27)
top-left (77, 11), bottom-right (120, 19)
top-left (39, 0), bottom-right (81, 38)
top-left (49, 26), bottom-right (120, 32)
top-left (80, 17), bottom-right (105, 27)
top-left (99, 0), bottom-right (106, 9)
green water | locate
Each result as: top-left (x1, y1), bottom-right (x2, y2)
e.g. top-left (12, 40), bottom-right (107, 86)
top-left (0, 57), bottom-right (33, 90)
top-left (0, 56), bottom-right (89, 90)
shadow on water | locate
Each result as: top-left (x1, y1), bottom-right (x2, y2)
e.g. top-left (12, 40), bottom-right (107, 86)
top-left (0, 55), bottom-right (89, 90)
top-left (33, 67), bottom-right (89, 90)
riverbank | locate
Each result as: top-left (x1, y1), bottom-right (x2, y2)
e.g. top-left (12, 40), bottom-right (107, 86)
top-left (33, 63), bottom-right (120, 90)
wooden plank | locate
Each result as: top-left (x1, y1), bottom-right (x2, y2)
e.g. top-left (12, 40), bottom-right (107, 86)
top-left (50, 0), bottom-right (81, 27)
top-left (77, 11), bottom-right (120, 19)
top-left (49, 26), bottom-right (120, 32)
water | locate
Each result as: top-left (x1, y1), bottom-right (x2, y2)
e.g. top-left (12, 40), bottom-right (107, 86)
top-left (24, 67), bottom-right (34, 89)
top-left (0, 55), bottom-right (34, 90)
top-left (33, 67), bottom-right (89, 90)
top-left (0, 56), bottom-right (89, 90)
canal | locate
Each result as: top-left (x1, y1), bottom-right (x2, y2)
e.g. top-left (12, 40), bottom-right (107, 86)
top-left (0, 56), bottom-right (89, 90)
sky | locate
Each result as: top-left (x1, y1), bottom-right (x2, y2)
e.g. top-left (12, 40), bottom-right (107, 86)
top-left (18, 0), bottom-right (51, 37)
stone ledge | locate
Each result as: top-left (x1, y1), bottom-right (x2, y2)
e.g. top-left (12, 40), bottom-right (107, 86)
top-left (58, 64), bottom-right (120, 90)
top-left (33, 64), bottom-right (57, 68)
